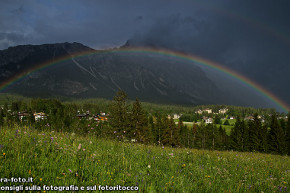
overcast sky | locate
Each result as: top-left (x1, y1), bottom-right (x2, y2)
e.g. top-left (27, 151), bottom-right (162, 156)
top-left (1, 0), bottom-right (290, 108)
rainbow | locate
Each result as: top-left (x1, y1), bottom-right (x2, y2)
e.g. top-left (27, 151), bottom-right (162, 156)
top-left (0, 47), bottom-right (289, 112)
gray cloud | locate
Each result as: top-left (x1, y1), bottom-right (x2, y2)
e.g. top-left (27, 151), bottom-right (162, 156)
top-left (0, 0), bottom-right (289, 106)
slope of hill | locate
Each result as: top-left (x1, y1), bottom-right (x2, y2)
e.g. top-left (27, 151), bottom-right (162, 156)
top-left (0, 42), bottom-right (269, 107)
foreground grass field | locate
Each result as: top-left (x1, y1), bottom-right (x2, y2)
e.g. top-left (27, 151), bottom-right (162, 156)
top-left (0, 127), bottom-right (289, 192)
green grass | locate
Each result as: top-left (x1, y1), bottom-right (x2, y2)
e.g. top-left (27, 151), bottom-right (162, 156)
top-left (0, 127), bottom-right (289, 192)
top-left (221, 119), bottom-right (236, 126)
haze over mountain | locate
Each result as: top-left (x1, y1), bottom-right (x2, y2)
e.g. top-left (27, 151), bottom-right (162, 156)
top-left (0, 42), bottom-right (275, 109)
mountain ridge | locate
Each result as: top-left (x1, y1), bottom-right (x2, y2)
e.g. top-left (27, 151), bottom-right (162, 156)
top-left (0, 42), bottom-right (270, 108)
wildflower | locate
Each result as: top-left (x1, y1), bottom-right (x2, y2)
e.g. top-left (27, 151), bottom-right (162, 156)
top-left (69, 169), bottom-right (72, 173)
top-left (28, 170), bottom-right (31, 175)
top-left (50, 137), bottom-right (53, 142)
top-left (182, 164), bottom-right (186, 167)
top-left (114, 131), bottom-right (117, 134)
top-left (39, 178), bottom-right (42, 181)
top-left (78, 144), bottom-right (82, 150)
top-left (148, 165), bottom-right (151, 168)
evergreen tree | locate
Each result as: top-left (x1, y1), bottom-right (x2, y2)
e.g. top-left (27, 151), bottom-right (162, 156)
top-left (191, 124), bottom-right (198, 148)
top-left (268, 113), bottom-right (286, 154)
top-left (162, 117), bottom-right (180, 147)
top-left (230, 116), bottom-right (243, 151)
top-left (286, 112), bottom-right (290, 155)
top-left (217, 125), bottom-right (228, 150)
top-left (260, 124), bottom-right (269, 153)
top-left (179, 120), bottom-right (188, 147)
top-left (0, 109), bottom-right (3, 126)
top-left (109, 90), bottom-right (130, 141)
top-left (241, 118), bottom-right (249, 151)
top-left (248, 113), bottom-right (262, 152)
top-left (153, 114), bottom-right (165, 145)
top-left (131, 98), bottom-right (151, 143)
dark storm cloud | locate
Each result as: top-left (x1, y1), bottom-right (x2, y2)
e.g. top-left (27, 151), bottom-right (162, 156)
top-left (0, 0), bottom-right (289, 104)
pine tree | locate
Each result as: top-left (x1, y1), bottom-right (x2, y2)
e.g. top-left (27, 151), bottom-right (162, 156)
top-left (131, 98), bottom-right (151, 143)
top-left (230, 116), bottom-right (244, 151)
top-left (179, 120), bottom-right (188, 147)
top-left (240, 118), bottom-right (249, 151)
top-left (153, 114), bottom-right (165, 145)
top-left (109, 90), bottom-right (130, 141)
top-left (0, 109), bottom-right (3, 126)
top-left (268, 113), bottom-right (286, 154)
top-left (162, 117), bottom-right (180, 147)
top-left (191, 124), bottom-right (198, 148)
top-left (248, 114), bottom-right (262, 152)
top-left (218, 125), bottom-right (228, 150)
top-left (286, 112), bottom-right (290, 155)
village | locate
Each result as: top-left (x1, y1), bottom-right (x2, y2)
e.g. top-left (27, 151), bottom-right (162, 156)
top-left (6, 107), bottom-right (288, 126)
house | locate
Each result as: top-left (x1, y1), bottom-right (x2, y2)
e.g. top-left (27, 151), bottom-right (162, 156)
top-left (99, 116), bottom-right (108, 121)
top-left (195, 109), bottom-right (212, 114)
top-left (173, 114), bottom-right (181, 119)
top-left (76, 113), bottom-right (89, 119)
top-left (18, 111), bottom-right (30, 121)
top-left (195, 109), bottom-right (203, 114)
top-left (204, 108), bottom-right (212, 114)
top-left (219, 108), bottom-right (228, 114)
top-left (34, 112), bottom-right (47, 121)
top-left (203, 117), bottom-right (213, 124)
top-left (100, 112), bottom-right (106, 116)
top-left (168, 114), bottom-right (181, 119)
top-left (93, 113), bottom-right (108, 121)
top-left (244, 116), bottom-right (254, 121)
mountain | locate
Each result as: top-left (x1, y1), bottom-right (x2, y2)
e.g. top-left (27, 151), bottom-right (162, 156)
top-left (0, 42), bottom-right (269, 107)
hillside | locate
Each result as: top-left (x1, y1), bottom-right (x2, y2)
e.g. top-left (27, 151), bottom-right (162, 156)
top-left (0, 42), bottom-right (270, 108)
top-left (0, 126), bottom-right (289, 192)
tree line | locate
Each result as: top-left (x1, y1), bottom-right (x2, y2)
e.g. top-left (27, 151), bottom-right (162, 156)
top-left (0, 90), bottom-right (289, 155)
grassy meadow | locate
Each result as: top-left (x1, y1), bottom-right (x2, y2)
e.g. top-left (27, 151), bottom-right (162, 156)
top-left (0, 126), bottom-right (289, 193)
top-left (175, 120), bottom-right (235, 135)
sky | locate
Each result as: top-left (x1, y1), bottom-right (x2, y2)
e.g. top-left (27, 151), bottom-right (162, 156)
top-left (0, 0), bottom-right (290, 109)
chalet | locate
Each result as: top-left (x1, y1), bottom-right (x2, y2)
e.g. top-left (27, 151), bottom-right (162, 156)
top-left (173, 114), bottom-right (181, 119)
top-left (219, 108), bottom-right (228, 114)
top-left (244, 116), bottom-right (254, 121)
top-left (203, 117), bottom-right (213, 124)
top-left (204, 108), bottom-right (212, 114)
top-left (18, 111), bottom-right (30, 121)
top-left (76, 113), bottom-right (89, 119)
top-left (34, 112), bottom-right (47, 121)
top-left (168, 114), bottom-right (181, 119)
top-left (99, 115), bottom-right (108, 121)
top-left (195, 109), bottom-right (203, 114)
top-left (195, 109), bottom-right (212, 114)
top-left (100, 112), bottom-right (106, 116)
top-left (93, 113), bottom-right (108, 121)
